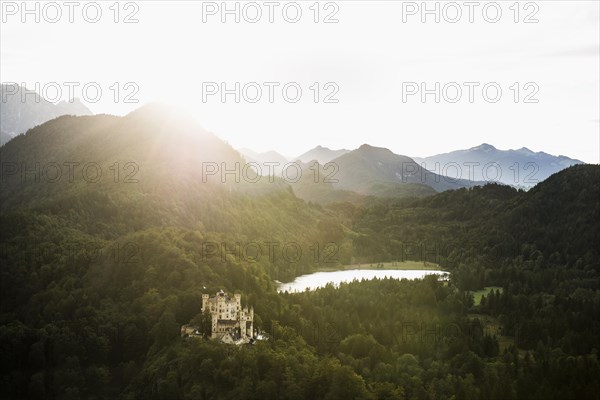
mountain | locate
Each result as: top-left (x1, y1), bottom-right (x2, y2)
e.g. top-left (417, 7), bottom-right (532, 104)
top-left (330, 144), bottom-right (480, 195)
top-left (288, 144), bottom-right (487, 204)
top-left (0, 104), bottom-right (363, 397)
top-left (1, 105), bottom-right (599, 398)
top-left (353, 163), bottom-right (600, 276)
top-left (0, 104), bottom-right (299, 212)
top-left (286, 160), bottom-right (377, 205)
top-left (414, 143), bottom-right (584, 188)
top-left (0, 83), bottom-right (92, 146)
top-left (352, 164), bottom-right (600, 303)
top-left (0, 103), bottom-right (335, 265)
top-left (238, 148), bottom-right (289, 175)
top-left (295, 145), bottom-right (350, 164)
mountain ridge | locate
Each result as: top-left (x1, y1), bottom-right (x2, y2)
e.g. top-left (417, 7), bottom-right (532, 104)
top-left (413, 143), bottom-right (583, 187)
top-left (1, 103), bottom-right (598, 399)
top-left (1, 83), bottom-right (93, 146)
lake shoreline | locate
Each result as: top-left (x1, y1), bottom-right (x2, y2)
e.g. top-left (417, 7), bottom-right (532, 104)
top-left (276, 265), bottom-right (449, 293)
top-left (312, 260), bottom-right (444, 274)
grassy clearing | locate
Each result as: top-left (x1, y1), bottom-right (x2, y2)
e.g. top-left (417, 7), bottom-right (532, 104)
top-left (470, 286), bottom-right (503, 306)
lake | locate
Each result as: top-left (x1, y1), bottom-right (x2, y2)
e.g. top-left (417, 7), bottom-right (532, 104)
top-left (276, 269), bottom-right (449, 293)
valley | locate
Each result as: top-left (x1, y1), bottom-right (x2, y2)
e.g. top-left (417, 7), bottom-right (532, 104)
top-left (2, 1), bottom-right (598, 397)
top-left (0, 108), bottom-right (598, 399)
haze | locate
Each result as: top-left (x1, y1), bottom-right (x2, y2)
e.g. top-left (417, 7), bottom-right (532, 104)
top-left (1, 0), bottom-right (598, 162)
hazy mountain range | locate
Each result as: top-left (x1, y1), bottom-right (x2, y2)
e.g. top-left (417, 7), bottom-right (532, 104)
top-left (0, 83), bottom-right (92, 146)
top-left (238, 146), bottom-right (352, 176)
top-left (236, 144), bottom-right (481, 203)
top-left (0, 91), bottom-right (585, 198)
top-left (237, 141), bottom-right (583, 202)
top-left (1, 103), bottom-right (599, 398)
top-left (328, 144), bottom-right (480, 193)
top-left (413, 143), bottom-right (583, 188)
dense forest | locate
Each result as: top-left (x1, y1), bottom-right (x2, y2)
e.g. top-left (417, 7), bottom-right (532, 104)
top-left (0, 110), bottom-right (599, 399)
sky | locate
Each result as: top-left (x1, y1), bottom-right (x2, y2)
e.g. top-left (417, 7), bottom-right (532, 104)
top-left (1, 0), bottom-right (599, 162)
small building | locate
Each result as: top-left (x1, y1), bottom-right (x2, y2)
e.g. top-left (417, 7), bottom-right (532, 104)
top-left (180, 324), bottom-right (198, 337)
top-left (202, 290), bottom-right (254, 341)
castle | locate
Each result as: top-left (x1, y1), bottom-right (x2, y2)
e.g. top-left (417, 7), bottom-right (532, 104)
top-left (201, 290), bottom-right (254, 342)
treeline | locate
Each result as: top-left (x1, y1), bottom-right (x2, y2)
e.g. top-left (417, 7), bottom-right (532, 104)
top-left (1, 163), bottom-right (599, 399)
top-left (127, 277), bottom-right (600, 399)
top-left (351, 165), bottom-right (599, 282)
top-left (1, 110), bottom-right (599, 399)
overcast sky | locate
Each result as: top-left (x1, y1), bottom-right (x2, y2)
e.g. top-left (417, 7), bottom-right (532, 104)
top-left (1, 1), bottom-right (598, 162)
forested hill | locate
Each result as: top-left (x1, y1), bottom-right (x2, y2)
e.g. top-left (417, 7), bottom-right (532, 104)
top-left (1, 105), bottom-right (316, 229)
top-left (511, 164), bottom-right (600, 263)
top-left (0, 106), bottom-right (356, 398)
top-left (6, 103), bottom-right (357, 264)
top-left (1, 104), bottom-right (289, 211)
top-left (1, 106), bottom-right (599, 399)
top-left (352, 164), bottom-right (599, 279)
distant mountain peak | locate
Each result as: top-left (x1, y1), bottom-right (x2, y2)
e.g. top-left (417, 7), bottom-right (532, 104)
top-left (516, 147), bottom-right (534, 154)
top-left (358, 143), bottom-right (383, 151)
top-left (295, 145), bottom-right (350, 164)
top-left (1, 82), bottom-right (93, 145)
top-left (471, 143), bottom-right (496, 152)
top-left (313, 145), bottom-right (340, 152)
top-left (356, 144), bottom-right (395, 155)
top-left (237, 148), bottom-right (289, 175)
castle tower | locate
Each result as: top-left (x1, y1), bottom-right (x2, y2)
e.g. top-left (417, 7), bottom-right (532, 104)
top-left (211, 313), bottom-right (219, 339)
top-left (201, 294), bottom-right (209, 312)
